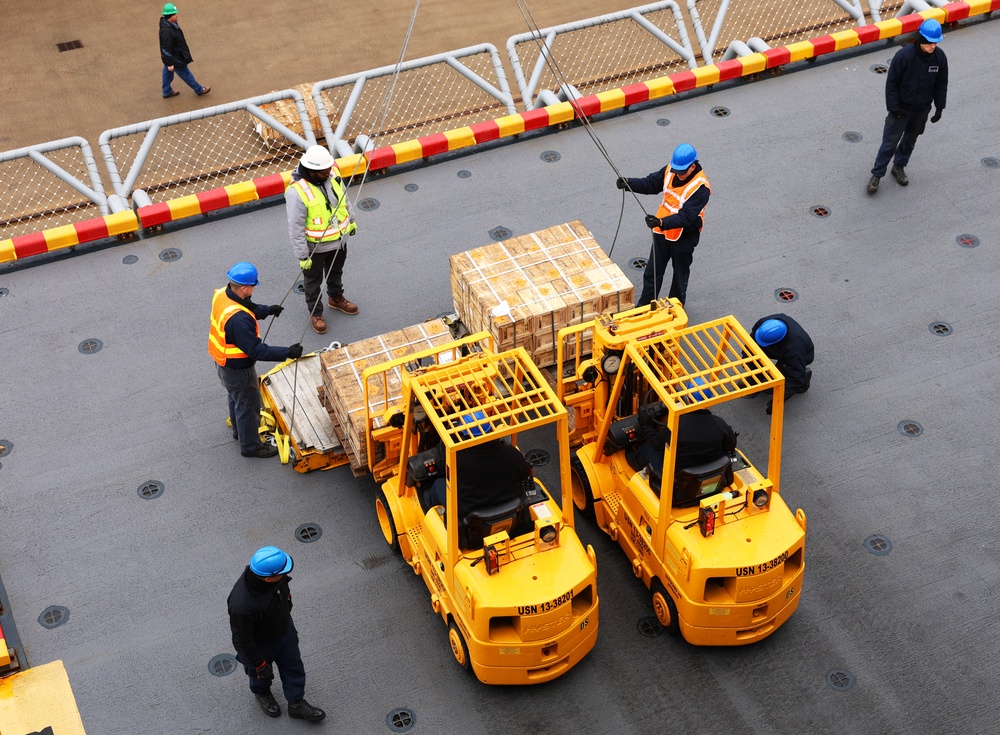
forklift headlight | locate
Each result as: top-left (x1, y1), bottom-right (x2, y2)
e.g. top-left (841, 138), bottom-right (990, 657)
top-left (534, 517), bottom-right (561, 551)
top-left (540, 524), bottom-right (558, 543)
top-left (752, 489), bottom-right (770, 508)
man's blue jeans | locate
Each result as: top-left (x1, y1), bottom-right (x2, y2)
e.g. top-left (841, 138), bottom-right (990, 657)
top-left (871, 107), bottom-right (930, 177)
top-left (162, 64), bottom-right (203, 96)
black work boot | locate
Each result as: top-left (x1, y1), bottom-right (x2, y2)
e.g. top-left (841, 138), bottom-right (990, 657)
top-left (890, 165), bottom-right (908, 186)
top-left (288, 698), bottom-right (326, 722)
top-left (866, 175), bottom-right (880, 194)
top-left (254, 691), bottom-right (281, 718)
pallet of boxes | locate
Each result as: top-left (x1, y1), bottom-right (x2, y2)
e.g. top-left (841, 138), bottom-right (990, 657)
top-left (320, 319), bottom-right (454, 476)
top-left (449, 220), bottom-right (634, 368)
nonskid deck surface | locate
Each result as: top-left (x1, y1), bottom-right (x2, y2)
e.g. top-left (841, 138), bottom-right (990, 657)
top-left (1, 20), bottom-right (998, 735)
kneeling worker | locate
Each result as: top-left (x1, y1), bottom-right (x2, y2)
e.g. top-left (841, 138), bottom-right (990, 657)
top-left (750, 314), bottom-right (814, 415)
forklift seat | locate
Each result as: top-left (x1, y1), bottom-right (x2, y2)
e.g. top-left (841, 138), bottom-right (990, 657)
top-left (647, 454), bottom-right (734, 507)
top-left (460, 496), bottom-right (528, 550)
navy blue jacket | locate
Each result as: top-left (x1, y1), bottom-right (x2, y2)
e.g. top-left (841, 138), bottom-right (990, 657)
top-left (751, 314), bottom-right (814, 397)
top-left (221, 286), bottom-right (291, 369)
top-left (885, 43), bottom-right (948, 113)
top-left (228, 567), bottom-right (293, 669)
top-left (623, 162), bottom-right (710, 251)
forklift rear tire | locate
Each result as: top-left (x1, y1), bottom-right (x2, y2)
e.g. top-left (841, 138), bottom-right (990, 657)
top-left (448, 621), bottom-right (472, 672)
top-left (376, 488), bottom-right (400, 553)
top-left (651, 579), bottom-right (680, 637)
top-left (570, 456), bottom-right (596, 521)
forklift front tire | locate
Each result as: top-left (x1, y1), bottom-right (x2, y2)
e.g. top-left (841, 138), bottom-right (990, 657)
top-left (376, 489), bottom-right (400, 553)
top-left (570, 456), bottom-right (596, 521)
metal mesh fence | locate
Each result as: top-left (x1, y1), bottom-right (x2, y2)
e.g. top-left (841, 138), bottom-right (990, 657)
top-left (316, 47), bottom-right (513, 154)
top-left (105, 111), bottom-right (302, 203)
top-left (510, 6), bottom-right (692, 107)
top-left (0, 143), bottom-right (105, 241)
top-left (690, 0), bottom-right (896, 63)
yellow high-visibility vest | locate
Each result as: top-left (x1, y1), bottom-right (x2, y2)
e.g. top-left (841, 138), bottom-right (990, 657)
top-left (208, 288), bottom-right (256, 366)
top-left (291, 178), bottom-right (350, 242)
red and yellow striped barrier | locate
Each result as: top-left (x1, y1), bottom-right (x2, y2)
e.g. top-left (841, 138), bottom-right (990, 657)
top-left (2, 2), bottom-right (995, 264)
top-left (0, 210), bottom-right (138, 264)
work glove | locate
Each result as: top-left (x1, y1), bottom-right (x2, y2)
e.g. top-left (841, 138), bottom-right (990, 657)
top-left (616, 176), bottom-right (628, 190)
top-left (644, 214), bottom-right (662, 229)
top-left (891, 109), bottom-right (904, 119)
top-left (299, 258), bottom-right (312, 270)
top-left (930, 108), bottom-right (942, 123)
top-left (267, 304), bottom-right (284, 317)
top-left (347, 222), bottom-right (357, 236)
top-left (253, 661), bottom-right (274, 683)
top-left (287, 343), bottom-right (304, 360)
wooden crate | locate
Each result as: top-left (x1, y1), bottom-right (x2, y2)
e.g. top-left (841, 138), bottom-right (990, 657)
top-left (450, 221), bottom-right (633, 366)
top-left (320, 319), bottom-right (452, 472)
top-left (253, 83), bottom-right (325, 149)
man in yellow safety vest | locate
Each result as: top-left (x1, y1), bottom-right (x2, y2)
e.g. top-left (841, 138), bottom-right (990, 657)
top-left (617, 143), bottom-right (711, 306)
top-left (285, 145), bottom-right (359, 335)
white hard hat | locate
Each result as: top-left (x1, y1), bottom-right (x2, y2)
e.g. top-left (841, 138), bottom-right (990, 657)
top-left (301, 145), bottom-right (335, 171)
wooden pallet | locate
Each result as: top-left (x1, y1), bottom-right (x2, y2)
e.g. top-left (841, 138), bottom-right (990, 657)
top-left (254, 83), bottom-right (326, 148)
top-left (450, 221), bottom-right (633, 366)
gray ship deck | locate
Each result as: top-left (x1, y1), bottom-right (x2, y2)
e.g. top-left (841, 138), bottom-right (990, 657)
top-left (2, 18), bottom-right (998, 735)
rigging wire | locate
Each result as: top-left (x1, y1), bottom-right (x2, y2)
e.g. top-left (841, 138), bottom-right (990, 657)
top-left (260, 0), bottom-right (423, 451)
top-left (511, 0), bottom-right (655, 263)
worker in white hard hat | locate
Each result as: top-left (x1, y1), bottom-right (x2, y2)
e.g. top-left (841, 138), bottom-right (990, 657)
top-left (284, 145), bottom-right (359, 335)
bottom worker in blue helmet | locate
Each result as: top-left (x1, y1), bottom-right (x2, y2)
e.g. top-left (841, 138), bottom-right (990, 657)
top-left (616, 142), bottom-right (712, 306)
top-left (208, 262), bottom-right (303, 458)
top-left (751, 314), bottom-right (815, 414)
top-left (228, 546), bottom-right (325, 722)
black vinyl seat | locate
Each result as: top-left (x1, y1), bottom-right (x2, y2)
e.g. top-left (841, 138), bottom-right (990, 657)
top-left (459, 496), bottom-right (528, 550)
top-left (647, 454), bottom-right (734, 507)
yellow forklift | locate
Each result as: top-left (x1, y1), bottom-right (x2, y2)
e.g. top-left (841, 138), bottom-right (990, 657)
top-left (557, 300), bottom-right (806, 645)
top-left (365, 332), bottom-right (599, 684)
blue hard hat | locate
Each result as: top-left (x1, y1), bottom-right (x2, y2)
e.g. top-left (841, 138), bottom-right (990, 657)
top-left (670, 143), bottom-right (697, 172)
top-left (249, 546), bottom-right (293, 577)
top-left (226, 262), bottom-right (259, 286)
top-left (918, 18), bottom-right (943, 43)
top-left (458, 410), bottom-right (492, 439)
top-left (686, 377), bottom-right (714, 402)
top-left (755, 319), bottom-right (788, 347)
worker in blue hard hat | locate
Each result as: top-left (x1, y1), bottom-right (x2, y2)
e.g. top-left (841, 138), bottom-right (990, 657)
top-left (750, 314), bottom-right (814, 414)
top-left (209, 262), bottom-right (303, 458)
top-left (228, 547), bottom-right (325, 722)
top-left (616, 142), bottom-right (712, 306)
top-left (867, 18), bottom-right (948, 194)
top-left (627, 378), bottom-right (737, 487)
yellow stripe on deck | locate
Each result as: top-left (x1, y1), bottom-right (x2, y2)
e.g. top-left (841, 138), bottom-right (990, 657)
top-left (0, 660), bottom-right (87, 734)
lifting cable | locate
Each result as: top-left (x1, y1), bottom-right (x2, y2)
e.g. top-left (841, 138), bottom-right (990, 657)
top-left (512, 0), bottom-right (656, 262)
top-left (259, 0), bottom-right (423, 454)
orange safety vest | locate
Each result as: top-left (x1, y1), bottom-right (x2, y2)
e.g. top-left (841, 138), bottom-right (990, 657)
top-left (208, 288), bottom-right (257, 366)
top-left (654, 169), bottom-right (711, 241)
top-left (290, 178), bottom-right (350, 242)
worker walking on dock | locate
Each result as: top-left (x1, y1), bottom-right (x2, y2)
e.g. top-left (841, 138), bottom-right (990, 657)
top-left (158, 3), bottom-right (210, 98)
top-left (209, 262), bottom-right (303, 458)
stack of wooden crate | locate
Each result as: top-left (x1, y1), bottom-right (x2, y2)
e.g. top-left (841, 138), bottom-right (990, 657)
top-left (320, 319), bottom-right (453, 474)
top-left (450, 221), bottom-right (634, 366)
top-left (253, 83), bottom-right (325, 149)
